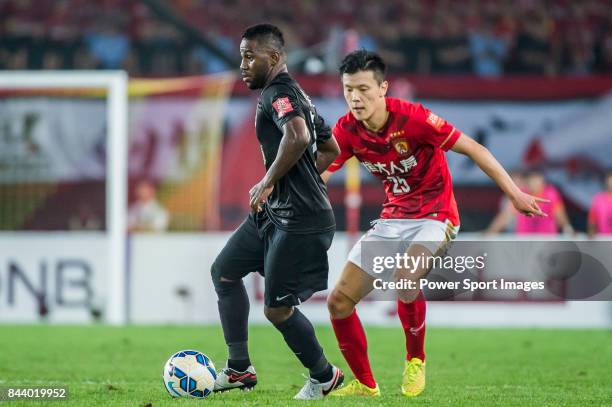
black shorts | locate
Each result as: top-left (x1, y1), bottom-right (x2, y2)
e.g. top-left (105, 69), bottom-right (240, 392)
top-left (212, 212), bottom-right (334, 307)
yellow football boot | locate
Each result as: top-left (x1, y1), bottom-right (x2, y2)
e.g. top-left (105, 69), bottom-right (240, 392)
top-left (329, 379), bottom-right (381, 397)
top-left (401, 358), bottom-right (426, 397)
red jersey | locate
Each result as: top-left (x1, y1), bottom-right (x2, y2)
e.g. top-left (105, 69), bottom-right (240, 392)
top-left (328, 97), bottom-right (460, 226)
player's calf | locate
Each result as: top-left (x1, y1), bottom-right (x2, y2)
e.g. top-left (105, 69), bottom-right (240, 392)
top-left (212, 266), bottom-right (253, 379)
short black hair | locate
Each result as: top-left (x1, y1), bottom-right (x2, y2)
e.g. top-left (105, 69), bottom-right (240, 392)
top-left (339, 50), bottom-right (386, 83)
top-left (241, 23), bottom-right (285, 52)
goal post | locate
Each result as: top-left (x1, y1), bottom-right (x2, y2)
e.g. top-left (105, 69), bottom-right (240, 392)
top-left (0, 71), bottom-right (129, 325)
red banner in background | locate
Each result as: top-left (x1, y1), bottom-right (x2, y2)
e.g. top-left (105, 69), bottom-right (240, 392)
top-left (230, 75), bottom-right (612, 100)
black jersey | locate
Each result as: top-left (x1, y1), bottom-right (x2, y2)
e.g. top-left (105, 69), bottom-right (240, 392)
top-left (255, 72), bottom-right (335, 233)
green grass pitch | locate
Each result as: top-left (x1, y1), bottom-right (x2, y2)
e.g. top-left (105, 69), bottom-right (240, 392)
top-left (1, 325), bottom-right (611, 406)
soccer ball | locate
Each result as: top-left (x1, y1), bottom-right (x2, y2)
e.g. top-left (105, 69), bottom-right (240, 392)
top-left (162, 350), bottom-right (217, 398)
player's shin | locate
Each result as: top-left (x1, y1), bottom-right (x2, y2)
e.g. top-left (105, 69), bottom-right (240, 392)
top-left (212, 270), bottom-right (251, 371)
top-left (330, 309), bottom-right (377, 389)
top-left (271, 307), bottom-right (334, 382)
top-left (397, 292), bottom-right (427, 397)
top-left (397, 291), bottom-right (426, 361)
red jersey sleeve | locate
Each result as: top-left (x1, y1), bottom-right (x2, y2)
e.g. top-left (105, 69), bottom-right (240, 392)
top-left (327, 122), bottom-right (354, 173)
top-left (411, 103), bottom-right (460, 151)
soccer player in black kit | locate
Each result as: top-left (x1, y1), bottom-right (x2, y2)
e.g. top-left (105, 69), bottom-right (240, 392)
top-left (211, 24), bottom-right (344, 399)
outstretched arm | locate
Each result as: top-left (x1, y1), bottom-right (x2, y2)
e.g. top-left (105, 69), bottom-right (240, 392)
top-left (451, 133), bottom-right (549, 217)
top-left (249, 116), bottom-right (310, 212)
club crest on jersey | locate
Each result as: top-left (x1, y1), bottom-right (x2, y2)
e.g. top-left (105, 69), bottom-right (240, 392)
top-left (272, 97), bottom-right (294, 118)
top-left (392, 137), bottom-right (411, 157)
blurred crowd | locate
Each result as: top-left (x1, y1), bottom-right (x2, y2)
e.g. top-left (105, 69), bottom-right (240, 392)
top-left (484, 169), bottom-right (612, 237)
top-left (1, 0), bottom-right (611, 76)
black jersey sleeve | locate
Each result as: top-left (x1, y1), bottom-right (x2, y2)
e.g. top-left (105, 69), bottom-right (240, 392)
top-left (262, 84), bottom-right (304, 130)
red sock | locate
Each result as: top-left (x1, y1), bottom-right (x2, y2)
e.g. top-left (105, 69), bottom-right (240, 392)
top-left (330, 310), bottom-right (377, 388)
top-left (397, 291), bottom-right (426, 361)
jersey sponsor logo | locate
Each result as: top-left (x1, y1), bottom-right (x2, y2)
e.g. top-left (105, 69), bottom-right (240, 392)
top-left (272, 97), bottom-right (294, 118)
top-left (426, 112), bottom-right (444, 131)
top-left (362, 157), bottom-right (417, 176)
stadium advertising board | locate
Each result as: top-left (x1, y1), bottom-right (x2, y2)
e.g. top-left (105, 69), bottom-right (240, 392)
top-left (0, 233), bottom-right (107, 322)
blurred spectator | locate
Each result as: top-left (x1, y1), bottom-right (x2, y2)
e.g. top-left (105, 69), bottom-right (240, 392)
top-left (588, 170), bottom-right (612, 238)
top-left (72, 43), bottom-right (98, 70)
top-left (483, 169), bottom-right (574, 235)
top-left (344, 24), bottom-right (378, 53)
top-left (469, 16), bottom-right (509, 77)
top-left (560, 3), bottom-right (596, 75)
top-left (323, 22), bottom-right (378, 74)
top-left (385, 15), bottom-right (428, 73)
top-left (483, 170), bottom-right (525, 234)
top-left (128, 180), bottom-right (169, 233)
top-left (85, 20), bottom-right (130, 69)
top-left (505, 10), bottom-right (557, 75)
top-left (0, 0), bottom-right (610, 76)
top-left (593, 14), bottom-right (612, 73)
top-left (515, 169), bottom-right (573, 235)
top-left (190, 25), bottom-right (234, 74)
top-left (323, 24), bottom-right (346, 74)
top-left (69, 203), bottom-right (102, 231)
top-left (429, 12), bottom-right (472, 74)
top-left (133, 19), bottom-right (184, 75)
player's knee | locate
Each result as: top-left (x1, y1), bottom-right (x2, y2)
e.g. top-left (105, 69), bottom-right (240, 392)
top-left (264, 305), bottom-right (293, 325)
top-left (210, 260), bottom-right (221, 282)
top-left (399, 288), bottom-right (421, 304)
top-left (327, 290), bottom-right (354, 319)
top-left (211, 261), bottom-right (237, 292)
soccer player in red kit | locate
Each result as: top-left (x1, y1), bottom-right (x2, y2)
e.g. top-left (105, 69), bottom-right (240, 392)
top-left (321, 50), bottom-right (549, 397)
